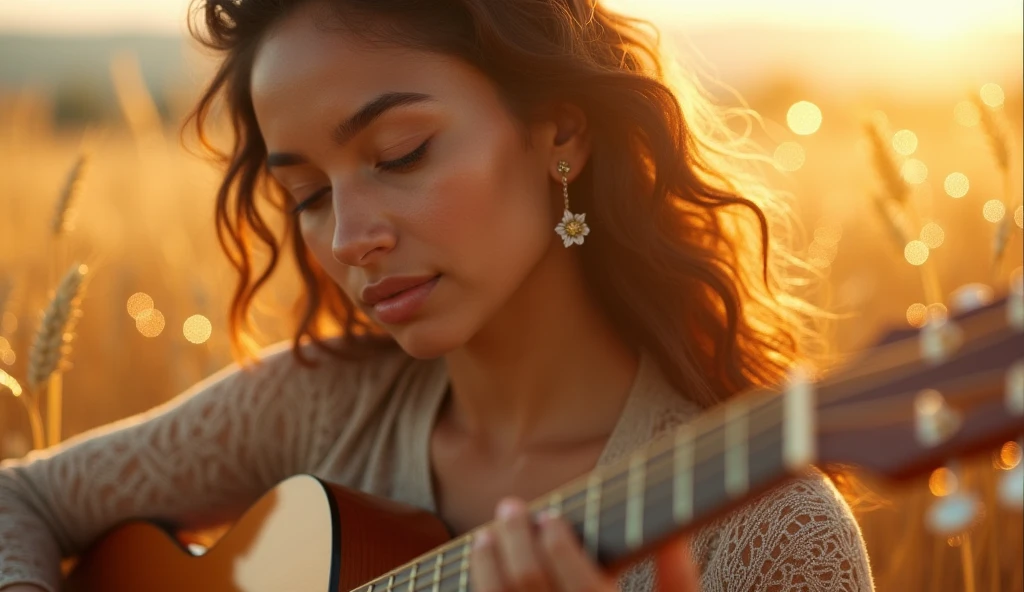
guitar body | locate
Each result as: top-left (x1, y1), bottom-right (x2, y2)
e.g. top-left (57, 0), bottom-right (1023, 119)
top-left (63, 475), bottom-right (452, 592)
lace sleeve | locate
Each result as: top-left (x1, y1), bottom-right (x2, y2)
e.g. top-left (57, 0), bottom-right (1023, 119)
top-left (0, 343), bottom-right (357, 592)
top-left (691, 471), bottom-right (874, 592)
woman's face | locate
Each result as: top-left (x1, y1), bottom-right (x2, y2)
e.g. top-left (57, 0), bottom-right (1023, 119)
top-left (251, 7), bottom-right (575, 358)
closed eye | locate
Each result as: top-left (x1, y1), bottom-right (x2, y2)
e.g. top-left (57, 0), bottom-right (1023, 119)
top-left (378, 138), bottom-right (430, 172)
top-left (291, 186), bottom-right (331, 215)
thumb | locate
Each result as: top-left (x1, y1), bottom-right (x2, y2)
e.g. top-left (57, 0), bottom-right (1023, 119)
top-left (655, 537), bottom-right (699, 592)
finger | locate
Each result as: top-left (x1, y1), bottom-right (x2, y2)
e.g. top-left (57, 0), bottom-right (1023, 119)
top-left (655, 536), bottom-right (700, 592)
top-left (470, 528), bottom-right (506, 592)
top-left (494, 498), bottom-right (553, 592)
top-left (539, 511), bottom-right (617, 592)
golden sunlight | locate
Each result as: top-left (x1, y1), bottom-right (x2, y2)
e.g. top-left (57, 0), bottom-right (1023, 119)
top-left (904, 240), bottom-right (929, 266)
top-left (126, 292), bottom-right (155, 320)
top-left (774, 142), bottom-right (806, 171)
top-left (906, 303), bottom-right (927, 327)
top-left (982, 199), bottom-right (1005, 223)
top-left (943, 172), bottom-right (969, 198)
top-left (979, 83), bottom-right (1005, 108)
top-left (787, 101), bottom-right (822, 135)
top-left (136, 308), bottom-right (166, 338)
top-left (919, 222), bottom-right (945, 248)
top-left (183, 315), bottom-right (213, 345)
top-left (901, 159), bottom-right (928, 184)
top-left (954, 101), bottom-right (981, 127)
top-left (1015, 205), bottom-right (1023, 229)
top-left (995, 441), bottom-right (1022, 470)
top-left (892, 129), bottom-right (918, 156)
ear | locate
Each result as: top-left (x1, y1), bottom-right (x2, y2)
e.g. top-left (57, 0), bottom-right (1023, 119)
top-left (535, 102), bottom-right (591, 183)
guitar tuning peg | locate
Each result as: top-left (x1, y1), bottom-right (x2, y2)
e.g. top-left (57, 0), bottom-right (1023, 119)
top-left (915, 389), bottom-right (961, 447)
top-left (926, 462), bottom-right (983, 536)
top-left (1009, 361), bottom-right (1024, 416)
top-left (1010, 268), bottom-right (1023, 331)
top-left (949, 283), bottom-right (994, 314)
top-left (919, 315), bottom-right (963, 366)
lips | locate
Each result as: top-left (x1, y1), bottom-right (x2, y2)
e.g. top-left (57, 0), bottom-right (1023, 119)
top-left (361, 274), bottom-right (440, 306)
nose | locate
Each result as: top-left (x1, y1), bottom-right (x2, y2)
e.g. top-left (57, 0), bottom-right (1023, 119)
top-left (330, 191), bottom-right (396, 267)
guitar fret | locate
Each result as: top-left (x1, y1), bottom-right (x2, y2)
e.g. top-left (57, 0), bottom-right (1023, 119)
top-left (459, 541), bottom-right (470, 592)
top-left (432, 552), bottom-right (443, 592)
top-left (625, 453), bottom-right (645, 549)
top-left (549, 491), bottom-right (564, 516)
top-left (407, 563), bottom-right (418, 592)
top-left (386, 574), bottom-right (395, 592)
top-left (584, 472), bottom-right (602, 557)
top-left (673, 425), bottom-right (694, 523)
top-left (783, 368), bottom-right (816, 470)
top-left (725, 401), bottom-right (749, 497)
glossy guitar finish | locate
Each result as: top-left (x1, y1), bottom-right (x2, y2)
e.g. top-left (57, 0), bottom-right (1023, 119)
top-left (63, 476), bottom-right (451, 592)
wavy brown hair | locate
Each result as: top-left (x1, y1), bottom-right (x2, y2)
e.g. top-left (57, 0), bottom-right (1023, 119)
top-left (186, 0), bottom-right (820, 408)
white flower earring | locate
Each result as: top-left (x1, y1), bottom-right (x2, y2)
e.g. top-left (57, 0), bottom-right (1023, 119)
top-left (553, 160), bottom-right (589, 247)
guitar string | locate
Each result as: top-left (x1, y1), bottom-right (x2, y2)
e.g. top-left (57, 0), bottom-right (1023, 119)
top-left (350, 306), bottom-right (1021, 590)
top-left (355, 356), bottom-right (1017, 592)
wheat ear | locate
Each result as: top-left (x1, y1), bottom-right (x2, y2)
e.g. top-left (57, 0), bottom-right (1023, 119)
top-left (51, 153), bottom-right (89, 237)
top-left (27, 263), bottom-right (88, 447)
top-left (972, 94), bottom-right (1018, 273)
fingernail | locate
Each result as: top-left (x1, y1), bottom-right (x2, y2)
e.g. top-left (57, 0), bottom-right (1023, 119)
top-left (473, 529), bottom-right (493, 549)
top-left (497, 498), bottom-right (523, 521)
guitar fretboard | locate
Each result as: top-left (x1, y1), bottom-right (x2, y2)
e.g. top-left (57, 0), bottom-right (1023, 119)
top-left (356, 381), bottom-right (814, 592)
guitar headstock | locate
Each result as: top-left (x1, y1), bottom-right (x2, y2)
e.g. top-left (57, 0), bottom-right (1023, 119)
top-left (813, 281), bottom-right (1024, 482)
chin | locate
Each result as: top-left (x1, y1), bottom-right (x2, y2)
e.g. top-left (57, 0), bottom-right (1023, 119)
top-left (386, 315), bottom-right (471, 360)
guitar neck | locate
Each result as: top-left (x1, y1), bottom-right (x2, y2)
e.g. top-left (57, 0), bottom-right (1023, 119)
top-left (356, 384), bottom-right (811, 592)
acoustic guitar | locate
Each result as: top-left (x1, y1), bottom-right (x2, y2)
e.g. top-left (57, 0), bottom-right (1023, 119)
top-left (63, 286), bottom-right (1024, 591)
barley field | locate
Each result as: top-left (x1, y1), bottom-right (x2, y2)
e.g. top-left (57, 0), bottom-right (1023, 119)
top-left (1, 33), bottom-right (1023, 591)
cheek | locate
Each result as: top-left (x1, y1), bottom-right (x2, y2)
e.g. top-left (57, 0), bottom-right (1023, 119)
top-left (422, 132), bottom-right (552, 280)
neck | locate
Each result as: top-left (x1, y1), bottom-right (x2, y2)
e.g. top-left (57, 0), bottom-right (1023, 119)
top-left (443, 243), bottom-right (638, 454)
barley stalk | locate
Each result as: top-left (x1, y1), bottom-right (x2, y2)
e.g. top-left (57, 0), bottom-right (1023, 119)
top-left (971, 95), bottom-right (1019, 273)
top-left (27, 263), bottom-right (88, 446)
top-left (51, 152), bottom-right (89, 237)
top-left (865, 116), bottom-right (911, 206)
top-left (0, 368), bottom-right (42, 449)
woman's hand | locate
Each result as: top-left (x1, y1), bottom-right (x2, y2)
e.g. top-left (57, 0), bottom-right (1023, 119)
top-left (470, 497), bottom-right (699, 592)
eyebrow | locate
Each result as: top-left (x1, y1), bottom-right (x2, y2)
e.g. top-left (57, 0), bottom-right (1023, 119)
top-left (266, 91), bottom-right (435, 168)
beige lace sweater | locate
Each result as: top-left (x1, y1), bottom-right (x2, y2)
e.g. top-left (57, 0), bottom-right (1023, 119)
top-left (0, 343), bottom-right (873, 591)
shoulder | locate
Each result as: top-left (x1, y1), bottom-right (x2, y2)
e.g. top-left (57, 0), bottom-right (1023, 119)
top-left (693, 469), bottom-right (874, 592)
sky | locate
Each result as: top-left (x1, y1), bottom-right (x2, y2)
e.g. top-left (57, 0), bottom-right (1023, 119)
top-left (0, 0), bottom-right (1021, 36)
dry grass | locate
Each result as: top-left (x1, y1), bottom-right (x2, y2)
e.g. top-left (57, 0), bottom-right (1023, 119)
top-left (0, 69), bottom-right (1021, 591)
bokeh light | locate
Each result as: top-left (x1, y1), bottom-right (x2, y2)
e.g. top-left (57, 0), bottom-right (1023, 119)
top-left (135, 308), bottom-right (166, 338)
top-left (929, 466), bottom-right (958, 497)
top-left (906, 303), bottom-right (928, 328)
top-left (126, 292), bottom-right (155, 319)
top-left (183, 315), bottom-right (213, 345)
top-left (813, 224), bottom-right (843, 246)
top-left (948, 535), bottom-right (963, 548)
top-left (0, 368), bottom-right (21, 396)
top-left (1014, 205), bottom-right (1023, 229)
top-left (953, 100), bottom-right (981, 127)
top-left (774, 142), bottom-right (806, 171)
top-left (983, 199), bottom-right (1006, 223)
top-left (943, 172), bottom-right (969, 198)
top-left (994, 441), bottom-right (1022, 470)
top-left (901, 159), bottom-right (928, 184)
top-left (787, 101), bottom-right (823, 135)
top-left (904, 240), bottom-right (929, 266)
top-left (919, 222), bottom-right (945, 248)
top-left (980, 83), bottom-right (1005, 108)
top-left (892, 129), bottom-right (918, 156)
top-left (1, 350), bottom-right (14, 366)
top-left (927, 303), bottom-right (948, 322)
top-left (0, 336), bottom-right (9, 354)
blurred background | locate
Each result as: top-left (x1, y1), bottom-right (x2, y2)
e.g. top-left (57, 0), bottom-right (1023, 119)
top-left (0, 0), bottom-right (1022, 589)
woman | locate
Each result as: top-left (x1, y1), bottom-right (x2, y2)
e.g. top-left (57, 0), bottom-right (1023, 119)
top-left (0, 0), bottom-right (873, 590)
